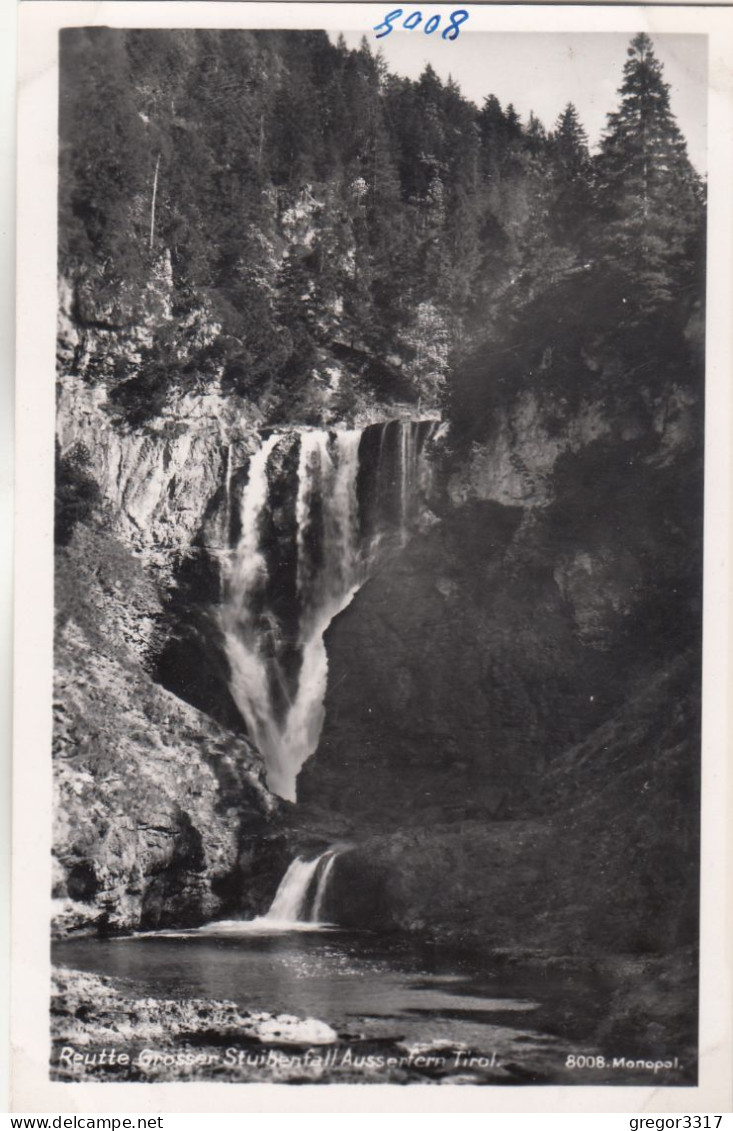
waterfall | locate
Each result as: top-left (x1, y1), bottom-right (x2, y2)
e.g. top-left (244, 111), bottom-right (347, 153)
top-left (311, 852), bottom-right (337, 923)
top-left (182, 850), bottom-right (339, 935)
top-left (219, 419), bottom-right (437, 800)
top-left (222, 441), bottom-right (233, 545)
top-left (264, 855), bottom-right (324, 924)
top-left (264, 850), bottom-right (338, 927)
top-left (220, 433), bottom-right (283, 784)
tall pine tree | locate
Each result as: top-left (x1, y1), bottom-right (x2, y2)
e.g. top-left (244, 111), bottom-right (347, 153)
top-left (594, 33), bottom-right (703, 312)
top-left (549, 103), bottom-right (592, 248)
top-left (553, 103), bottom-right (589, 175)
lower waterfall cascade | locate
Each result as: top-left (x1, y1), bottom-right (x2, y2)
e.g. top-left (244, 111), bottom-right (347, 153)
top-left (186, 850), bottom-right (339, 934)
top-left (218, 419), bottom-right (438, 799)
top-left (263, 850), bottom-right (339, 927)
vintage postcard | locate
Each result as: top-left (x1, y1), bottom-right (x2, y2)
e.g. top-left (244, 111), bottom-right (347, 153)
top-left (12, 0), bottom-right (733, 1113)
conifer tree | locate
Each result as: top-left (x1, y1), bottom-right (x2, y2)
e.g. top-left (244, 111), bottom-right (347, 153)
top-left (548, 103), bottom-right (592, 248)
top-left (504, 104), bottom-right (523, 141)
top-left (594, 33), bottom-right (703, 311)
top-left (525, 112), bottom-right (548, 157)
top-left (553, 103), bottom-right (589, 174)
top-left (478, 95), bottom-right (506, 151)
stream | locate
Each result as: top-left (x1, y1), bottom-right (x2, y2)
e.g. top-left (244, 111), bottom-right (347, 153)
top-left (52, 926), bottom-right (655, 1085)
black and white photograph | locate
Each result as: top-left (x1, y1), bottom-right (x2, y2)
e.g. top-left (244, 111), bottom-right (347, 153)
top-left (10, 0), bottom-right (733, 1111)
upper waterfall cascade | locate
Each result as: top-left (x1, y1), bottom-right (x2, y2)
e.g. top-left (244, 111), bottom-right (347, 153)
top-left (219, 419), bottom-right (438, 799)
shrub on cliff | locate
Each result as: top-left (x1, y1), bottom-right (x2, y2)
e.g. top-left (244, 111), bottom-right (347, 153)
top-left (55, 441), bottom-right (102, 547)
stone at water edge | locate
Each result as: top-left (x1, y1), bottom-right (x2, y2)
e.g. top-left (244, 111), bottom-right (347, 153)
top-left (51, 968), bottom-right (338, 1050)
top-left (252, 1014), bottom-right (338, 1046)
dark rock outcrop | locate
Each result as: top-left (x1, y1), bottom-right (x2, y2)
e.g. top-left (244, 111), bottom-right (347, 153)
top-left (324, 654), bottom-right (699, 955)
top-left (299, 500), bottom-right (617, 823)
top-left (300, 438), bottom-right (701, 825)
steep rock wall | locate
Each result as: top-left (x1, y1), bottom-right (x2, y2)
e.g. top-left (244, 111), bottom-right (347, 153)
top-left (299, 501), bottom-right (621, 823)
top-left (57, 375), bottom-right (258, 574)
top-left (300, 427), bottom-right (701, 824)
top-left (322, 656), bottom-right (699, 954)
top-left (447, 384), bottom-right (698, 511)
top-left (300, 370), bottom-right (703, 954)
top-left (52, 514), bottom-right (282, 937)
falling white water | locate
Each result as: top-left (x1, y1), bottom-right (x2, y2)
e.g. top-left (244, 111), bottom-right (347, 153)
top-left (275, 430), bottom-right (364, 796)
top-left (220, 421), bottom-right (436, 800)
top-left (373, 422), bottom-right (387, 523)
top-left (230, 433), bottom-right (280, 601)
top-left (311, 852), bottom-right (337, 923)
top-left (400, 422), bottom-right (410, 541)
top-left (264, 850), bottom-right (338, 926)
top-left (220, 433), bottom-right (283, 784)
top-left (165, 850), bottom-right (339, 936)
top-left (222, 442), bottom-right (233, 545)
top-left (264, 855), bottom-right (324, 924)
top-left (295, 432), bottom-right (322, 598)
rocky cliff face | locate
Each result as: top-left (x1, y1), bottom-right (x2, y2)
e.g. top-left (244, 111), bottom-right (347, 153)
top-left (54, 268), bottom-right (703, 960)
top-left (299, 501), bottom-right (618, 824)
top-left (57, 375), bottom-right (256, 576)
top-left (52, 514), bottom-right (283, 936)
top-left (301, 419), bottom-right (701, 816)
top-left (300, 343), bottom-right (703, 956)
top-left (446, 382), bottom-right (697, 511)
top-left (53, 373), bottom-right (289, 935)
top-left (321, 655), bottom-right (699, 955)
top-left (53, 365), bottom-right (438, 932)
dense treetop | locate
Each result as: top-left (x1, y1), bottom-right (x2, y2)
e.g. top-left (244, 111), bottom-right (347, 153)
top-left (58, 29), bottom-right (705, 426)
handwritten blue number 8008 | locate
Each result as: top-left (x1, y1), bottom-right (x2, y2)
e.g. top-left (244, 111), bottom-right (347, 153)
top-left (373, 9), bottom-right (470, 40)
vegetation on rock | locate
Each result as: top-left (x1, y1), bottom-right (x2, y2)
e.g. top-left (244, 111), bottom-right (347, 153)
top-left (58, 30), bottom-right (703, 427)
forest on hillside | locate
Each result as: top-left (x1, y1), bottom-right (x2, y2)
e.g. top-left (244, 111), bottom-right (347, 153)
top-left (58, 29), bottom-right (705, 428)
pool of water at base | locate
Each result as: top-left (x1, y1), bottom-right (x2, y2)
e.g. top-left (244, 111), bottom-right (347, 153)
top-left (53, 925), bottom-right (615, 1075)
